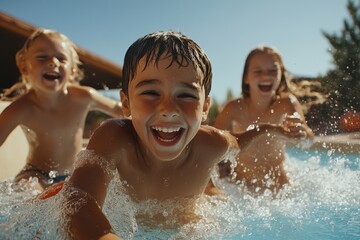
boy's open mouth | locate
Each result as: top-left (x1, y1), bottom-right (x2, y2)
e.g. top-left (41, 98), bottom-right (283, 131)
top-left (43, 72), bottom-right (61, 81)
top-left (151, 126), bottom-right (184, 145)
top-left (258, 82), bottom-right (273, 92)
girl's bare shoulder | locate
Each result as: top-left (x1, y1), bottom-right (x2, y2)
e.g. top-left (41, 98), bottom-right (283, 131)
top-left (275, 93), bottom-right (301, 109)
top-left (223, 97), bottom-right (246, 111)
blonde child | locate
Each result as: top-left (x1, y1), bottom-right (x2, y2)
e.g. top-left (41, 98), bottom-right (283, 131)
top-left (0, 29), bottom-right (123, 191)
top-left (206, 46), bottom-right (314, 196)
top-left (47, 32), bottom-right (309, 239)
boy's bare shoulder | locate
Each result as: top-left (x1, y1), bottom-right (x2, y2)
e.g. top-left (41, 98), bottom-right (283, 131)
top-left (196, 125), bottom-right (231, 155)
top-left (87, 118), bottom-right (135, 154)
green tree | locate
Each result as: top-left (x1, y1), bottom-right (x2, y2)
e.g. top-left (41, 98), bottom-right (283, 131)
top-left (206, 98), bottom-right (220, 125)
top-left (315, 0), bottom-right (360, 134)
top-left (225, 88), bottom-right (234, 102)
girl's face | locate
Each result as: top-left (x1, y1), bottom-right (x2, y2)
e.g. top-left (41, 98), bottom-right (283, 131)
top-left (121, 55), bottom-right (210, 162)
top-left (20, 35), bottom-right (74, 93)
top-left (245, 52), bottom-right (282, 99)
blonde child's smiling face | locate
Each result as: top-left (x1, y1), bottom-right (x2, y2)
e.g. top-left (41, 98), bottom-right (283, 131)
top-left (245, 52), bottom-right (282, 98)
top-left (21, 35), bottom-right (74, 93)
top-left (123, 55), bottom-right (210, 162)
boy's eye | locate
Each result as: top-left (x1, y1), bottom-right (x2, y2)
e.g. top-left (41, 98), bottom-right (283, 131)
top-left (178, 93), bottom-right (199, 100)
top-left (140, 90), bottom-right (160, 96)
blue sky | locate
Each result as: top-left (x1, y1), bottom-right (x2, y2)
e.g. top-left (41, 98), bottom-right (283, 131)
top-left (1, 0), bottom-right (349, 103)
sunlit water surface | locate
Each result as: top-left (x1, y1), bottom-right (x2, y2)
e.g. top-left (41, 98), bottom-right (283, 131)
top-left (0, 147), bottom-right (359, 240)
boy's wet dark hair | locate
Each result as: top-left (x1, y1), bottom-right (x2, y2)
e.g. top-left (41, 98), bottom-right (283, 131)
top-left (121, 31), bottom-right (212, 97)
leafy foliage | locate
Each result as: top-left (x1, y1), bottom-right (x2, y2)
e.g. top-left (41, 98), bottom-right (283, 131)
top-left (315, 0), bottom-right (360, 134)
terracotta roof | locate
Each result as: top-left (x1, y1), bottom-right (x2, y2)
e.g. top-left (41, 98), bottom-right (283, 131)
top-left (0, 11), bottom-right (122, 90)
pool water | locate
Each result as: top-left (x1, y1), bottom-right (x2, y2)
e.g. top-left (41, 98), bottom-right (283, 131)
top-left (0, 147), bottom-right (359, 239)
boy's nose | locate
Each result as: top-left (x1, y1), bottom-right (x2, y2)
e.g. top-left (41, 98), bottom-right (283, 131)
top-left (159, 99), bottom-right (179, 118)
top-left (161, 112), bottom-right (178, 118)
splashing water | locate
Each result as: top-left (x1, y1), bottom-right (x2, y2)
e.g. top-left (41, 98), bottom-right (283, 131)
top-left (0, 147), bottom-right (359, 239)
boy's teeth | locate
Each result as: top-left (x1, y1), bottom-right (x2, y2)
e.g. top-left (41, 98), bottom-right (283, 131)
top-left (152, 126), bottom-right (180, 133)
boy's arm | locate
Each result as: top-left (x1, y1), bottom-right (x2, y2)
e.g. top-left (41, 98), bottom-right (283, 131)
top-left (65, 161), bottom-right (113, 239)
top-left (64, 121), bottom-right (123, 239)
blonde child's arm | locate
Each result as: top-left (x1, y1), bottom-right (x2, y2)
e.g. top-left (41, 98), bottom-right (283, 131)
top-left (0, 100), bottom-right (27, 146)
top-left (88, 87), bottom-right (123, 117)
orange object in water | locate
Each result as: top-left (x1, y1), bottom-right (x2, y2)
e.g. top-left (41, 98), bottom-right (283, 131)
top-left (340, 112), bottom-right (360, 132)
top-left (37, 181), bottom-right (65, 200)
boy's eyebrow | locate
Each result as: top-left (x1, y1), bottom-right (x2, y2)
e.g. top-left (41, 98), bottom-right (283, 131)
top-left (135, 79), bottom-right (159, 88)
top-left (135, 79), bottom-right (201, 90)
top-left (182, 82), bottom-right (201, 91)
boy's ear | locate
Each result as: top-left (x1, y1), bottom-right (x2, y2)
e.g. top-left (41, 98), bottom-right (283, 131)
top-left (120, 90), bottom-right (131, 117)
top-left (202, 96), bottom-right (211, 122)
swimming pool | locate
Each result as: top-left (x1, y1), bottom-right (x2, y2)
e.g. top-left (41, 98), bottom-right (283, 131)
top-left (0, 147), bottom-right (359, 239)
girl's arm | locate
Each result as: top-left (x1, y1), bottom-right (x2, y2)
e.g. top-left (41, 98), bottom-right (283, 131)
top-left (213, 100), bottom-right (238, 130)
top-left (225, 123), bottom-right (305, 155)
top-left (283, 94), bottom-right (314, 140)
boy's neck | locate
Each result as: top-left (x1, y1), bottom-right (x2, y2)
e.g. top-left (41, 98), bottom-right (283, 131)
top-left (138, 139), bottom-right (192, 170)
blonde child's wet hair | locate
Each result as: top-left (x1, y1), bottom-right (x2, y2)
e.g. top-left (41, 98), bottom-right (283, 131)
top-left (1, 28), bottom-right (84, 100)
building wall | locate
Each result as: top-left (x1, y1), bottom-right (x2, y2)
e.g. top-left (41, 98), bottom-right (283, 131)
top-left (0, 101), bottom-right (28, 180)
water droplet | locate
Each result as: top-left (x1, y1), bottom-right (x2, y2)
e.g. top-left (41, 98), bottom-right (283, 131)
top-left (246, 124), bottom-right (255, 131)
top-left (49, 170), bottom-right (58, 179)
top-left (162, 211), bottom-right (169, 217)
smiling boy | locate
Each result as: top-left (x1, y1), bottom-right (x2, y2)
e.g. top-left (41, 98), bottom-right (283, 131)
top-left (59, 31), bottom-right (304, 240)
